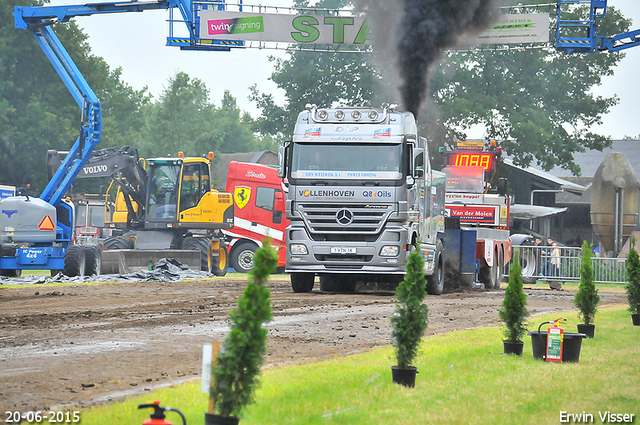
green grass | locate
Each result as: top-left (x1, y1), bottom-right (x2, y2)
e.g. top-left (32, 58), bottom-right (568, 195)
top-left (77, 305), bottom-right (639, 425)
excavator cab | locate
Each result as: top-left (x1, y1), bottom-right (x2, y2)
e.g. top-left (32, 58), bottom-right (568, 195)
top-left (144, 158), bottom-right (233, 229)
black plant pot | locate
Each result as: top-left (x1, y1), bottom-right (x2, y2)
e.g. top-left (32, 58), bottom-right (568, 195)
top-left (391, 366), bottom-right (418, 388)
top-left (528, 330), bottom-right (586, 362)
top-left (632, 314), bottom-right (640, 326)
top-left (503, 340), bottom-right (524, 356)
top-left (577, 323), bottom-right (595, 338)
top-left (205, 413), bottom-right (240, 425)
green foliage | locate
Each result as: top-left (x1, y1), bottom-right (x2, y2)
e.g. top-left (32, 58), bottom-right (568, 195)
top-left (138, 74), bottom-right (261, 158)
top-left (251, 1), bottom-right (629, 175)
top-left (210, 240), bottom-right (277, 418)
top-left (574, 241), bottom-right (600, 324)
top-left (0, 0), bottom-right (149, 191)
top-left (499, 249), bottom-right (529, 343)
top-left (390, 252), bottom-right (429, 368)
top-left (625, 236), bottom-right (640, 314)
top-left (429, 3), bottom-right (629, 174)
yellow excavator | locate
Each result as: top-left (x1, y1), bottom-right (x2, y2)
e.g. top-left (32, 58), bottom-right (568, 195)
top-left (48, 147), bottom-right (233, 275)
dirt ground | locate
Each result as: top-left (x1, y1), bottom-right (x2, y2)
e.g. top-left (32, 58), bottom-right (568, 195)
top-left (0, 275), bottom-right (627, 413)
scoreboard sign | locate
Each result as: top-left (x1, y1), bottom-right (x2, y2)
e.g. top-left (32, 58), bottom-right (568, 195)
top-left (447, 151), bottom-right (495, 172)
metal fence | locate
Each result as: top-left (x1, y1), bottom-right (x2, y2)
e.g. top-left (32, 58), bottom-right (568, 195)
top-left (509, 245), bottom-right (628, 284)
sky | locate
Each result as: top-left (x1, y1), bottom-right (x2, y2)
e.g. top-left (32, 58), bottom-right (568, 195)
top-left (44, 0), bottom-right (640, 140)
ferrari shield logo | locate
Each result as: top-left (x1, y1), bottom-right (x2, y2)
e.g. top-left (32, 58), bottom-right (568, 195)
top-left (234, 186), bottom-right (251, 209)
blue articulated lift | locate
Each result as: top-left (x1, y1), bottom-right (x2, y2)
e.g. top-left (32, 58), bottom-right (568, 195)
top-left (0, 0), bottom-right (241, 277)
top-left (556, 0), bottom-right (640, 52)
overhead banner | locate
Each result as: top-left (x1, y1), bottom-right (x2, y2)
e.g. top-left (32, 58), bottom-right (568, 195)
top-left (198, 11), bottom-right (371, 45)
top-left (469, 13), bottom-right (550, 45)
top-left (198, 11), bottom-right (548, 46)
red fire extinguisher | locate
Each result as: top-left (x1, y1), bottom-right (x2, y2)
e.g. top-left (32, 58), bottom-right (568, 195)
top-left (138, 401), bottom-right (187, 425)
top-left (545, 318), bottom-right (567, 362)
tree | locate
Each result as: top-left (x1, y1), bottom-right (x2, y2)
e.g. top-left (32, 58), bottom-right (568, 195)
top-left (252, 1), bottom-right (630, 175)
top-left (428, 3), bottom-right (629, 175)
top-left (391, 251), bottom-right (429, 368)
top-left (574, 241), bottom-right (600, 325)
top-left (0, 0), bottom-right (149, 191)
top-left (250, 0), bottom-right (377, 140)
top-left (139, 73), bottom-right (261, 159)
top-left (210, 241), bottom-right (277, 418)
top-left (499, 249), bottom-right (529, 343)
top-left (625, 236), bottom-right (640, 314)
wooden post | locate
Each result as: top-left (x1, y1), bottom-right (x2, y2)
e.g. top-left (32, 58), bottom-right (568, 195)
top-left (208, 341), bottom-right (220, 414)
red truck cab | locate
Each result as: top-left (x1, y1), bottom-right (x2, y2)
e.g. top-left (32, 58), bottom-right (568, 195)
top-left (224, 161), bottom-right (288, 272)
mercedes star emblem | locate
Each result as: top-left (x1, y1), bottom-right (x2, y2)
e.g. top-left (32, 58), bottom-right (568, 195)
top-left (336, 208), bottom-right (354, 225)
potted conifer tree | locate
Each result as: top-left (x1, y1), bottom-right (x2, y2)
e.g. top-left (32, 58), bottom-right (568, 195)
top-left (207, 241), bottom-right (277, 425)
top-left (574, 241), bottom-right (600, 337)
top-left (499, 249), bottom-right (529, 355)
top-left (626, 237), bottom-right (640, 326)
top-left (390, 251), bottom-right (429, 388)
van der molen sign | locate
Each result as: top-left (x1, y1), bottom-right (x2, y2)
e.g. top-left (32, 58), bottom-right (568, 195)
top-left (198, 11), bottom-right (549, 46)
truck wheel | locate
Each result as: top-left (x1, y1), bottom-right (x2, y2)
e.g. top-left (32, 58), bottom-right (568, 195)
top-left (84, 244), bottom-right (102, 276)
top-left (230, 242), bottom-right (258, 273)
top-left (211, 239), bottom-right (229, 277)
top-left (104, 236), bottom-right (134, 250)
top-left (480, 251), bottom-right (500, 289)
top-left (0, 243), bottom-right (22, 277)
top-left (64, 244), bottom-right (86, 277)
top-left (426, 249), bottom-right (444, 295)
top-left (291, 273), bottom-right (314, 293)
top-left (182, 237), bottom-right (211, 271)
top-left (319, 275), bottom-right (338, 292)
top-left (519, 247), bottom-right (537, 284)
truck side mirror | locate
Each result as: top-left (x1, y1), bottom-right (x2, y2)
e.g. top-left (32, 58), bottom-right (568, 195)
top-left (497, 177), bottom-right (508, 196)
top-left (277, 145), bottom-right (287, 179)
top-left (413, 148), bottom-right (424, 168)
top-left (273, 191), bottom-right (285, 224)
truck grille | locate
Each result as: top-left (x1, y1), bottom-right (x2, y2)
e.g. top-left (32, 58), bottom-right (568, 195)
top-left (297, 203), bottom-right (392, 235)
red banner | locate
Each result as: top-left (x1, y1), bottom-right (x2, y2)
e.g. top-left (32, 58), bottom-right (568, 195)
top-left (447, 205), bottom-right (497, 224)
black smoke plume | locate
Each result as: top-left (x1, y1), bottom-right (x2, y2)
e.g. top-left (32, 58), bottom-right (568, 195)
top-left (398, 0), bottom-right (497, 117)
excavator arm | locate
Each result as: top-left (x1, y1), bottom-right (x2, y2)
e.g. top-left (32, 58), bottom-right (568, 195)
top-left (47, 146), bottom-right (149, 227)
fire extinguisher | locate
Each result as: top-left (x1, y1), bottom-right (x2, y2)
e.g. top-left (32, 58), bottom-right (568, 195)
top-left (138, 401), bottom-right (187, 425)
top-left (545, 318), bottom-right (567, 362)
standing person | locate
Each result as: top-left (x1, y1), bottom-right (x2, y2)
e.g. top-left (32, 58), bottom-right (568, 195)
top-left (550, 242), bottom-right (561, 278)
top-left (547, 239), bottom-right (564, 290)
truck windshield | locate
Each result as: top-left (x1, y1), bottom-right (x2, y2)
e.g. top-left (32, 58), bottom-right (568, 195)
top-left (444, 166), bottom-right (485, 193)
top-left (290, 143), bottom-right (403, 180)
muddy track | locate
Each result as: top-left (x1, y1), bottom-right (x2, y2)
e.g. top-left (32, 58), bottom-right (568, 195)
top-left (0, 276), bottom-right (626, 412)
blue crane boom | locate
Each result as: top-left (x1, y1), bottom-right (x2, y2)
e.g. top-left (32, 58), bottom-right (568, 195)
top-left (556, 0), bottom-right (640, 52)
top-left (0, 0), bottom-right (240, 276)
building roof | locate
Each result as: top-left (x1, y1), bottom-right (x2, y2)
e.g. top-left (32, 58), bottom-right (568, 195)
top-left (548, 140), bottom-right (640, 178)
top-left (502, 158), bottom-right (587, 194)
top-left (554, 176), bottom-right (593, 204)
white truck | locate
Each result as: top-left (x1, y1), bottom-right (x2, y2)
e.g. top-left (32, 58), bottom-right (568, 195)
top-left (278, 104), bottom-right (446, 294)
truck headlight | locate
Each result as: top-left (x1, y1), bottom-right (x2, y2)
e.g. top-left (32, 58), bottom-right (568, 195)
top-left (380, 245), bottom-right (399, 257)
top-left (290, 244), bottom-right (308, 255)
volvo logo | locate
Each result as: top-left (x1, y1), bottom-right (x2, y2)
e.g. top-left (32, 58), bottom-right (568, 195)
top-left (336, 208), bottom-right (354, 226)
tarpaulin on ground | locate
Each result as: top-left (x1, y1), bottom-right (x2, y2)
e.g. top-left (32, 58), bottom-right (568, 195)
top-left (0, 258), bottom-right (213, 285)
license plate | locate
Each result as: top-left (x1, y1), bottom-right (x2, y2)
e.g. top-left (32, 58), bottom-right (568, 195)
top-left (330, 247), bottom-right (356, 254)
